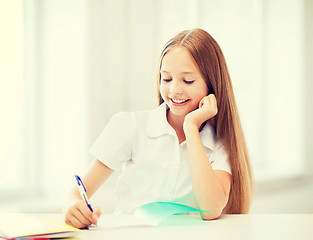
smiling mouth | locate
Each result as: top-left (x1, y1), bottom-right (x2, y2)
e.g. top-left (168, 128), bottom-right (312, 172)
top-left (170, 98), bottom-right (190, 104)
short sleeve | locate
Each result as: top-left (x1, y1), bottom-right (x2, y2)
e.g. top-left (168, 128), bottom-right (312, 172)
top-left (209, 146), bottom-right (232, 175)
top-left (89, 112), bottom-right (134, 171)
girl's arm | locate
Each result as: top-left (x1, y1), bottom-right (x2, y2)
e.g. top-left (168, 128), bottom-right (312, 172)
top-left (63, 160), bottom-right (113, 228)
top-left (183, 94), bottom-right (231, 220)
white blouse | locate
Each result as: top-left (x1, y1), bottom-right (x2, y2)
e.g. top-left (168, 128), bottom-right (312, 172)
top-left (90, 103), bottom-right (231, 214)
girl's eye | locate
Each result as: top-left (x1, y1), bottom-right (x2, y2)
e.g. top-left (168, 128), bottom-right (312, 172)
top-left (162, 78), bottom-right (172, 82)
top-left (184, 80), bottom-right (194, 84)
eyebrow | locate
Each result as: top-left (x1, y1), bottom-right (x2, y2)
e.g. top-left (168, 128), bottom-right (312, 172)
top-left (160, 70), bottom-right (196, 75)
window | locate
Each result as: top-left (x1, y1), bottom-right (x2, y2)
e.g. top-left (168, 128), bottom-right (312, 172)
top-left (0, 0), bottom-right (307, 212)
top-left (1, 0), bottom-right (89, 212)
top-left (0, 0), bottom-right (26, 196)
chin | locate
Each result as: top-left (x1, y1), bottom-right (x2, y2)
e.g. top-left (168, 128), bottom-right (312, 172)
top-left (168, 109), bottom-right (189, 118)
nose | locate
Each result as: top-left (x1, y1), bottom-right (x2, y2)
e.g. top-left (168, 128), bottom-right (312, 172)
top-left (170, 79), bottom-right (183, 95)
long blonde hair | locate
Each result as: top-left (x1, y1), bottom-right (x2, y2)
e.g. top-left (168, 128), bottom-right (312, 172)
top-left (156, 29), bottom-right (254, 213)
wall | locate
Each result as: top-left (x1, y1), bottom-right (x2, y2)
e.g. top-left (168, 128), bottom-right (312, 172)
top-left (304, 0), bottom-right (313, 179)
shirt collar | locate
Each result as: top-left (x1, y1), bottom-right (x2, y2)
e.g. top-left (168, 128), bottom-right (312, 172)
top-left (146, 103), bottom-right (218, 150)
top-left (147, 103), bottom-right (173, 137)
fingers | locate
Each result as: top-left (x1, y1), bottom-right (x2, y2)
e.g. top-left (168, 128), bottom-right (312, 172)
top-left (65, 213), bottom-right (88, 229)
top-left (92, 206), bottom-right (101, 224)
top-left (199, 94), bottom-right (218, 114)
top-left (184, 94), bottom-right (218, 130)
top-left (65, 200), bottom-right (101, 229)
top-left (208, 93), bottom-right (217, 104)
top-left (199, 97), bottom-right (207, 108)
top-left (208, 94), bottom-right (218, 115)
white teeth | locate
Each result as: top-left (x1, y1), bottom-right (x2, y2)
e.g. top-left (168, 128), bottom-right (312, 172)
top-left (171, 99), bottom-right (188, 103)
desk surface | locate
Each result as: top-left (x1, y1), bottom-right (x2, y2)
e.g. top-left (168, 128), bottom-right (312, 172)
top-left (78, 214), bottom-right (313, 240)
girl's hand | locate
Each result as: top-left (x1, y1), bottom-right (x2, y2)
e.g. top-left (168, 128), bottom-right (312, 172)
top-left (65, 200), bottom-right (101, 229)
top-left (184, 94), bottom-right (218, 130)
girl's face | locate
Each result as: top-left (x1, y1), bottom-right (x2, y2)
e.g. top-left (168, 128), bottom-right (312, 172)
top-left (160, 46), bottom-right (208, 119)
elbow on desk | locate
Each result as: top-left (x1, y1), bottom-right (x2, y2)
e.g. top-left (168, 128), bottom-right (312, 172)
top-left (200, 194), bottom-right (229, 220)
top-left (201, 208), bottom-right (223, 220)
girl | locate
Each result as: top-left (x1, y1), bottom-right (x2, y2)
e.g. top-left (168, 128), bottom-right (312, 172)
top-left (64, 28), bottom-right (253, 228)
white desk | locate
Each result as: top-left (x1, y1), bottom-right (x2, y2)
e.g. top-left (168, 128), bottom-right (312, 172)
top-left (78, 214), bottom-right (313, 240)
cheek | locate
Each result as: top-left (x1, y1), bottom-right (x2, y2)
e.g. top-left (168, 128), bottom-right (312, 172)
top-left (193, 96), bottom-right (205, 107)
top-left (190, 87), bottom-right (208, 107)
top-left (192, 87), bottom-right (207, 100)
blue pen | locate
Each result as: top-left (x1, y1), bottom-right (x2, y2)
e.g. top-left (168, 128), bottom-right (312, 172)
top-left (75, 174), bottom-right (93, 212)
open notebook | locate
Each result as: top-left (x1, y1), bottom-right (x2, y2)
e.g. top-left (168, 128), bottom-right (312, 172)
top-left (91, 201), bottom-right (212, 229)
top-left (0, 202), bottom-right (212, 238)
top-left (0, 214), bottom-right (80, 239)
